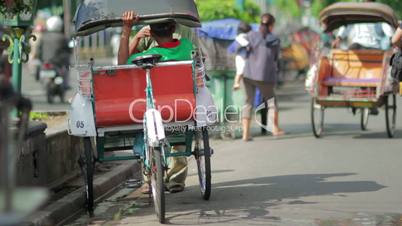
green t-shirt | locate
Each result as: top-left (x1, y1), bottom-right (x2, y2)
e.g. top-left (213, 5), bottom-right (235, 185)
top-left (127, 38), bottom-right (193, 64)
top-left (135, 25), bottom-right (196, 52)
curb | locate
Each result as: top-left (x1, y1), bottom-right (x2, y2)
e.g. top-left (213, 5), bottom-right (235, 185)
top-left (25, 160), bottom-right (141, 226)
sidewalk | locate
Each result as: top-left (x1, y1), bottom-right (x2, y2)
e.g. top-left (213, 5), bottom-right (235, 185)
top-left (24, 159), bottom-right (141, 226)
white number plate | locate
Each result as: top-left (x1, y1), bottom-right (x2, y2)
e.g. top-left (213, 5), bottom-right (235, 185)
top-left (40, 70), bottom-right (57, 78)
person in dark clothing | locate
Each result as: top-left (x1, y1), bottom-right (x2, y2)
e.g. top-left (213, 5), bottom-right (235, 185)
top-left (37, 16), bottom-right (71, 87)
top-left (242, 13), bottom-right (284, 141)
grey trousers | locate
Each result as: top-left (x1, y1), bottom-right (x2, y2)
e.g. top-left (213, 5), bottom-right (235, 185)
top-left (242, 78), bottom-right (277, 119)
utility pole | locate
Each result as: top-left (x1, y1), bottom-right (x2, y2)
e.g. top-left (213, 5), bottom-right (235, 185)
top-left (63, 0), bottom-right (71, 38)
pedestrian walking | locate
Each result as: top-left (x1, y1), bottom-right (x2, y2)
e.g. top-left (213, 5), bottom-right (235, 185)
top-left (241, 13), bottom-right (284, 141)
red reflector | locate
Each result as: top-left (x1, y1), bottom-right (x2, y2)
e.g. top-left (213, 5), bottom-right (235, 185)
top-left (44, 63), bottom-right (53, 69)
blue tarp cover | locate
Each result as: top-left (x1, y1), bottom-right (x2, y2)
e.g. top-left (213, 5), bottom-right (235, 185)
top-left (198, 18), bottom-right (258, 40)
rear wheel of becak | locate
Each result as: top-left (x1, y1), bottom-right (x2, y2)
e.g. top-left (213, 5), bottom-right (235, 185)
top-left (150, 147), bottom-right (165, 223)
top-left (360, 108), bottom-right (369, 131)
top-left (59, 89), bottom-right (65, 103)
top-left (194, 127), bottom-right (211, 200)
top-left (385, 94), bottom-right (397, 138)
top-left (46, 83), bottom-right (54, 104)
top-left (311, 97), bottom-right (324, 138)
top-left (78, 137), bottom-right (95, 216)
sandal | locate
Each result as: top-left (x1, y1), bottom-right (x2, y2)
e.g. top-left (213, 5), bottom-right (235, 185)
top-left (168, 184), bottom-right (184, 193)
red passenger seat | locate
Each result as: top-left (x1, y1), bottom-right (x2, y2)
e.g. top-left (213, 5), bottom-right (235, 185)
top-left (93, 62), bottom-right (195, 127)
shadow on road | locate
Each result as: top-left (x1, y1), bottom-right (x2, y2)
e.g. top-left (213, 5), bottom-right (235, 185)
top-left (255, 123), bottom-right (381, 141)
top-left (187, 169), bottom-right (235, 177)
top-left (246, 121), bottom-right (401, 141)
top-left (353, 130), bottom-right (402, 139)
top-left (164, 173), bottom-right (386, 224)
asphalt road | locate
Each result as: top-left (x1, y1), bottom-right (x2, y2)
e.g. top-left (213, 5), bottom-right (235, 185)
top-left (65, 82), bottom-right (402, 226)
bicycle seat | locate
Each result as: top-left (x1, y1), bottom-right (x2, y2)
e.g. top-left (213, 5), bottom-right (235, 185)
top-left (131, 54), bottom-right (162, 69)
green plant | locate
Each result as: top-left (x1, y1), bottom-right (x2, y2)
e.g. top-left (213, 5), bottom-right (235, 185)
top-left (0, 0), bottom-right (33, 18)
top-left (273, 0), bottom-right (303, 17)
top-left (30, 112), bottom-right (49, 121)
top-left (197, 0), bottom-right (260, 23)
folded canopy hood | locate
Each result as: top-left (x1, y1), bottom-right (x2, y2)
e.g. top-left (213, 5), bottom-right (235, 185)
top-left (74, 0), bottom-right (201, 36)
top-left (320, 2), bottom-right (399, 32)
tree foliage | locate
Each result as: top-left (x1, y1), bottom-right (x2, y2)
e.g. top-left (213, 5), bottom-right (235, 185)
top-left (0, 0), bottom-right (34, 18)
top-left (196, 0), bottom-right (261, 23)
top-left (272, 0), bottom-right (303, 17)
top-left (372, 0), bottom-right (402, 19)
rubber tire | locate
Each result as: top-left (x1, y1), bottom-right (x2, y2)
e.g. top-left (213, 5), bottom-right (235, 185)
top-left (195, 127), bottom-right (211, 200)
top-left (385, 94), bottom-right (397, 138)
top-left (46, 88), bottom-right (54, 104)
top-left (83, 137), bottom-right (95, 216)
top-left (151, 148), bottom-right (165, 224)
top-left (360, 108), bottom-right (369, 131)
top-left (59, 88), bottom-right (65, 103)
top-left (311, 98), bottom-right (324, 138)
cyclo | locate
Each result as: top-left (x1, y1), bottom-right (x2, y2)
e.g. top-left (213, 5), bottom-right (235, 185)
top-left (68, 0), bottom-right (217, 223)
top-left (309, 2), bottom-right (399, 138)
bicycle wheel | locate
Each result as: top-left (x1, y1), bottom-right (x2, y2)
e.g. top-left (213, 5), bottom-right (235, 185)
top-left (311, 97), bottom-right (324, 138)
top-left (78, 137), bottom-right (95, 216)
top-left (385, 94), bottom-right (397, 138)
top-left (194, 127), bottom-right (211, 200)
top-left (150, 147), bottom-right (165, 223)
top-left (360, 108), bottom-right (369, 131)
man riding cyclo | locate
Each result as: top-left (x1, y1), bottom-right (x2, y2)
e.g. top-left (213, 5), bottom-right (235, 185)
top-left (117, 11), bottom-right (195, 194)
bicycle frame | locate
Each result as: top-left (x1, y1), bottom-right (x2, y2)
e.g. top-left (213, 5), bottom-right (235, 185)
top-left (142, 65), bottom-right (196, 170)
top-left (143, 67), bottom-right (168, 170)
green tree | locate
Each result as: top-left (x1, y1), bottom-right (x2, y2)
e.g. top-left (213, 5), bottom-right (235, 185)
top-left (196, 0), bottom-right (260, 23)
top-left (375, 0), bottom-right (402, 19)
top-left (272, 0), bottom-right (303, 17)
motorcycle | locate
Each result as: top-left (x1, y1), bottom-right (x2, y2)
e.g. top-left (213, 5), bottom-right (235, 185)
top-left (39, 62), bottom-right (66, 104)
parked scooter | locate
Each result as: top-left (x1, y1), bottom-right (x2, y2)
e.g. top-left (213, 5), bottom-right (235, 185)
top-left (37, 16), bottom-right (71, 104)
top-left (39, 62), bottom-right (66, 104)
